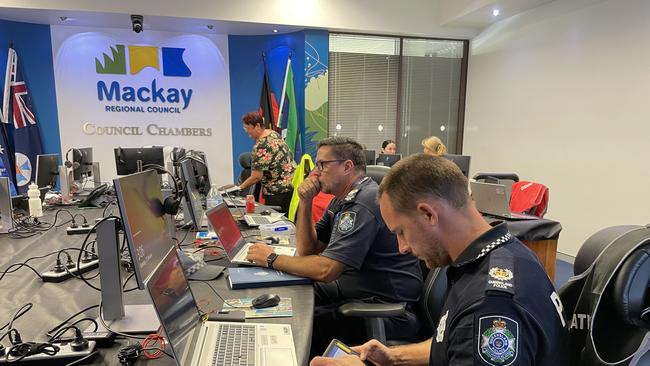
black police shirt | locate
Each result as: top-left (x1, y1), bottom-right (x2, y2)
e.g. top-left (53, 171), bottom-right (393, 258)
top-left (315, 176), bottom-right (422, 303)
top-left (430, 222), bottom-right (567, 366)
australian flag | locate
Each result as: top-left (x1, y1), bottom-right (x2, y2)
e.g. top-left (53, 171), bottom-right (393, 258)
top-left (1, 46), bottom-right (44, 194)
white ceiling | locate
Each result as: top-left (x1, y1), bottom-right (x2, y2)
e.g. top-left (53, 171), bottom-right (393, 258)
top-left (0, 0), bottom-right (578, 37)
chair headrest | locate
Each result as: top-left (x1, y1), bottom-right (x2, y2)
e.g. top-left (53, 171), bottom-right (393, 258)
top-left (612, 245), bottom-right (650, 329)
top-left (366, 165), bottom-right (391, 185)
top-left (238, 152), bottom-right (252, 169)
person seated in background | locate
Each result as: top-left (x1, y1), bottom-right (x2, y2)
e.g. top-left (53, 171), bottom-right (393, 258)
top-left (231, 112), bottom-right (296, 214)
top-left (381, 139), bottom-right (397, 154)
top-left (421, 135), bottom-right (447, 157)
top-left (310, 154), bottom-right (567, 366)
top-left (246, 136), bottom-right (423, 355)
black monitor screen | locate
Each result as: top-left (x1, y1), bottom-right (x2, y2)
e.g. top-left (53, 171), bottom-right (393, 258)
top-left (36, 154), bottom-right (59, 189)
top-left (180, 159), bottom-right (204, 229)
top-left (363, 150), bottom-right (376, 166)
top-left (180, 152), bottom-right (210, 196)
top-left (72, 147), bottom-right (93, 181)
top-left (444, 154), bottom-right (471, 178)
top-left (114, 147), bottom-right (165, 175)
top-left (114, 170), bottom-right (175, 289)
top-left (376, 153), bottom-right (401, 167)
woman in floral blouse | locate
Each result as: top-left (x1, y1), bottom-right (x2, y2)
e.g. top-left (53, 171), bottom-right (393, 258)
top-left (237, 112), bottom-right (296, 214)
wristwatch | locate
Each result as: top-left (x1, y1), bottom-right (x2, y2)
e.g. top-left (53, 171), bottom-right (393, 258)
top-left (266, 252), bottom-right (279, 269)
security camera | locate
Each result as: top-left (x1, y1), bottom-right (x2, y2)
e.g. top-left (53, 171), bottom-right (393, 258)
top-left (130, 14), bottom-right (143, 33)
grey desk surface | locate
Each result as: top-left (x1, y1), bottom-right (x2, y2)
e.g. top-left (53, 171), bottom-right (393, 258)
top-left (0, 205), bottom-right (313, 366)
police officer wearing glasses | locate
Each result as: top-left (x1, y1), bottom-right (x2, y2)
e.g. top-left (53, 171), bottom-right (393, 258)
top-left (246, 137), bottom-right (422, 355)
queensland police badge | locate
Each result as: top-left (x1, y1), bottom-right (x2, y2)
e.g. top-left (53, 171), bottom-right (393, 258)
top-left (337, 212), bottom-right (356, 234)
top-left (478, 316), bottom-right (518, 365)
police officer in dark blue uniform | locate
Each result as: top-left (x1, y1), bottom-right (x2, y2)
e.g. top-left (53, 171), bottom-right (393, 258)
top-left (247, 137), bottom-right (422, 353)
top-left (310, 154), bottom-right (567, 366)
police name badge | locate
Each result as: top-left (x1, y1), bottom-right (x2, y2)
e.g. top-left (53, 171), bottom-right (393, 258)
top-left (478, 316), bottom-right (518, 366)
top-left (337, 211), bottom-right (356, 234)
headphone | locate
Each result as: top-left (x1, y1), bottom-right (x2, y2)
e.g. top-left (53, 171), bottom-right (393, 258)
top-left (143, 164), bottom-right (182, 216)
top-left (64, 148), bottom-right (82, 169)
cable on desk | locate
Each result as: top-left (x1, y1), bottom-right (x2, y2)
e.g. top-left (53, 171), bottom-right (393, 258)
top-left (190, 280), bottom-right (251, 309)
top-left (47, 304), bottom-right (100, 337)
top-left (141, 333), bottom-right (167, 359)
top-left (74, 216), bottom-right (121, 292)
top-left (97, 303), bottom-right (146, 340)
top-left (0, 247), bottom-right (97, 283)
top-left (47, 325), bottom-right (83, 343)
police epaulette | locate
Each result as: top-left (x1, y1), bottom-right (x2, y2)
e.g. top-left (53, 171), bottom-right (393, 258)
top-left (485, 249), bottom-right (515, 295)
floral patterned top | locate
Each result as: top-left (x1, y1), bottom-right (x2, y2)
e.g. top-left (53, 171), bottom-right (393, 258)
top-left (251, 131), bottom-right (296, 195)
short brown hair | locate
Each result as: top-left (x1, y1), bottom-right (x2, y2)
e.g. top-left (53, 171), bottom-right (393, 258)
top-left (317, 136), bottom-right (366, 171)
top-left (378, 154), bottom-right (469, 212)
top-left (242, 112), bottom-right (264, 128)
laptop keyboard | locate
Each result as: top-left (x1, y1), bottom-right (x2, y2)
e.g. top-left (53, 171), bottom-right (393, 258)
top-left (251, 216), bottom-right (272, 225)
top-left (212, 324), bottom-right (256, 366)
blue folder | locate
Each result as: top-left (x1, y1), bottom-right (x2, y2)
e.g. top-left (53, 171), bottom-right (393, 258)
top-left (227, 267), bottom-right (312, 289)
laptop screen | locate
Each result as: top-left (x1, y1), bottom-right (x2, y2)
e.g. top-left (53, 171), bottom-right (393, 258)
top-left (206, 203), bottom-right (244, 258)
top-left (146, 249), bottom-right (201, 359)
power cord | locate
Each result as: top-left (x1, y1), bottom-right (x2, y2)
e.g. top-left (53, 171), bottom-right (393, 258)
top-left (190, 280), bottom-right (250, 309)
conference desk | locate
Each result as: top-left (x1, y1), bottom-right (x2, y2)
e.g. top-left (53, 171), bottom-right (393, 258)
top-left (0, 204), bottom-right (313, 365)
top-left (483, 216), bottom-right (563, 281)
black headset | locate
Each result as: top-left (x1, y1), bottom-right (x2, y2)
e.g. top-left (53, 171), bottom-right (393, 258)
top-left (64, 148), bottom-right (82, 169)
top-left (143, 164), bottom-right (182, 215)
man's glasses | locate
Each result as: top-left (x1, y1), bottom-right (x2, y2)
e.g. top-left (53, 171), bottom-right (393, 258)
top-left (315, 159), bottom-right (346, 170)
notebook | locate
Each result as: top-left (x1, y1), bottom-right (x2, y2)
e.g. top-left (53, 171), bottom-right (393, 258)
top-left (470, 181), bottom-right (538, 220)
top-left (206, 203), bottom-right (296, 266)
top-left (227, 267), bottom-right (312, 289)
top-left (145, 249), bottom-right (298, 366)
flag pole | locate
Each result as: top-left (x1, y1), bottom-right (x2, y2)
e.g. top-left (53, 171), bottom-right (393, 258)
top-left (276, 54), bottom-right (292, 130)
top-left (1, 42), bottom-right (14, 124)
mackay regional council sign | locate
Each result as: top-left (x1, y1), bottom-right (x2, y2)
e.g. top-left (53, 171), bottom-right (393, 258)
top-left (95, 44), bottom-right (193, 114)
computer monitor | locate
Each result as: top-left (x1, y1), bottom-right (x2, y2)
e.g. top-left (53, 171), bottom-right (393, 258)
top-left (36, 154), bottom-right (59, 189)
top-left (179, 159), bottom-right (205, 229)
top-left (114, 170), bottom-right (176, 289)
top-left (180, 152), bottom-right (210, 196)
top-left (444, 153), bottom-right (471, 178)
top-left (376, 153), bottom-right (402, 167)
top-left (363, 150), bottom-right (376, 166)
top-left (114, 147), bottom-right (165, 175)
top-left (72, 147), bottom-right (93, 181)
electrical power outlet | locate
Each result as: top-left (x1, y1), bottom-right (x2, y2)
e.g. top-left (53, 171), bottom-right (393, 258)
top-left (42, 259), bottom-right (99, 283)
top-left (66, 225), bottom-right (94, 235)
top-left (0, 340), bottom-right (96, 363)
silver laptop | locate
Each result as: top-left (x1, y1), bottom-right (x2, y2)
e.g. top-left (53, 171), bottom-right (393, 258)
top-left (470, 181), bottom-right (538, 220)
top-left (145, 249), bottom-right (298, 366)
top-left (206, 203), bottom-right (296, 265)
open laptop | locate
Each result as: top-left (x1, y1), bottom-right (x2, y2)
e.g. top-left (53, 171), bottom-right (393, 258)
top-left (375, 153), bottom-right (401, 167)
top-left (206, 203), bottom-right (296, 265)
top-left (470, 181), bottom-right (538, 220)
top-left (145, 249), bottom-right (298, 366)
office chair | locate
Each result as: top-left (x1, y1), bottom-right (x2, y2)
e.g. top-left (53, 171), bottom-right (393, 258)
top-left (366, 165), bottom-right (391, 185)
top-left (338, 263), bottom-right (448, 345)
top-left (237, 152), bottom-right (261, 198)
top-left (559, 225), bottom-right (650, 366)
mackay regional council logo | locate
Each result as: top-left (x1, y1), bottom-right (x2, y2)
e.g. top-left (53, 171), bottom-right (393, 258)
top-left (94, 44), bottom-right (193, 113)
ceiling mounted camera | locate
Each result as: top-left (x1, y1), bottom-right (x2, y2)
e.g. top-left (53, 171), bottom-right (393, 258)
top-left (131, 14), bottom-right (143, 33)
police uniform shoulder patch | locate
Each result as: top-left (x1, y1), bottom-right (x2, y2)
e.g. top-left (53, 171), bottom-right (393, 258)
top-left (337, 211), bottom-right (356, 234)
top-left (478, 316), bottom-right (518, 366)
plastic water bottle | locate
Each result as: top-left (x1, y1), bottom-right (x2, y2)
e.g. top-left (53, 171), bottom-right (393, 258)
top-left (205, 184), bottom-right (222, 232)
top-left (27, 182), bottom-right (43, 218)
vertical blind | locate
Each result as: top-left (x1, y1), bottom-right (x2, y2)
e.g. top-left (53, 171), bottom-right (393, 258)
top-left (329, 35), bottom-right (400, 153)
top-left (329, 34), bottom-right (466, 156)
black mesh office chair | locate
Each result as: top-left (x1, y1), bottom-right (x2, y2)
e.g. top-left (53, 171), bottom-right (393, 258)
top-left (559, 225), bottom-right (650, 366)
top-left (237, 152), bottom-right (260, 198)
top-left (366, 165), bottom-right (391, 185)
top-left (338, 263), bottom-right (448, 345)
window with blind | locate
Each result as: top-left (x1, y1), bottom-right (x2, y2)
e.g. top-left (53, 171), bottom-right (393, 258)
top-left (329, 34), bottom-right (467, 157)
top-left (329, 35), bottom-right (400, 153)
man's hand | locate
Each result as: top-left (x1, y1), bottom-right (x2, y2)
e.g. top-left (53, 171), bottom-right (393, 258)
top-left (298, 176), bottom-right (321, 201)
top-left (309, 355), bottom-right (365, 366)
top-left (352, 339), bottom-right (394, 366)
top-left (246, 243), bottom-right (274, 266)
